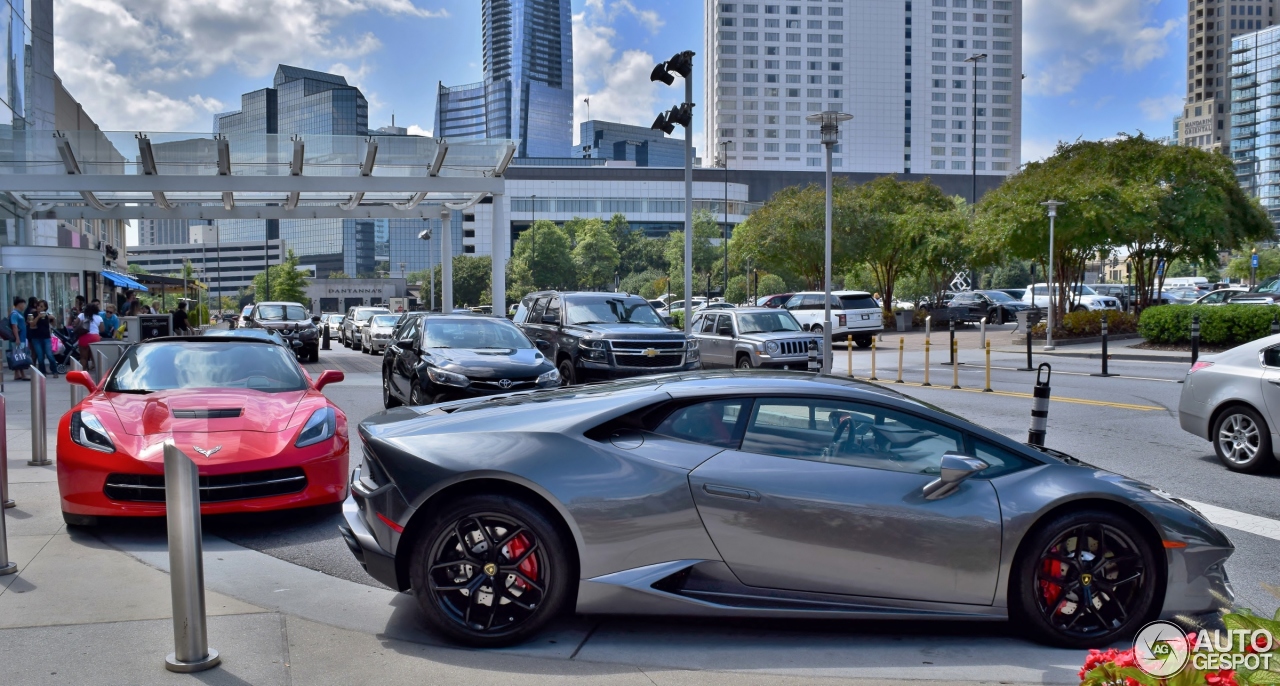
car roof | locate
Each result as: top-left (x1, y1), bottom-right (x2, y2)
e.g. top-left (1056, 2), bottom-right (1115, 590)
top-left (137, 334), bottom-right (284, 346)
top-left (254, 301), bottom-right (307, 307)
top-left (793, 290), bottom-right (873, 296)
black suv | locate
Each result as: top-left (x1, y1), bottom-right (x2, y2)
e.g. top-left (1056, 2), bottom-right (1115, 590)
top-left (514, 291), bottom-right (700, 385)
top-left (244, 301), bottom-right (321, 362)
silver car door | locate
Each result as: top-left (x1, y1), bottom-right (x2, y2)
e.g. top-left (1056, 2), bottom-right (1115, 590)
top-left (688, 396), bottom-right (1002, 605)
top-left (1257, 346), bottom-right (1280, 430)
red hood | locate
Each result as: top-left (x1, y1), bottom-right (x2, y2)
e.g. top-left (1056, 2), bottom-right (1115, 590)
top-left (106, 388), bottom-right (307, 436)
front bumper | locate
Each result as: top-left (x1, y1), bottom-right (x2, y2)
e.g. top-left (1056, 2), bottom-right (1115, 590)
top-left (833, 325), bottom-right (883, 338)
top-left (339, 492), bottom-right (400, 590)
top-left (577, 357), bottom-right (702, 381)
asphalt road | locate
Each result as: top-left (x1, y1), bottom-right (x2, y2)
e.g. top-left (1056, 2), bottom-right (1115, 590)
top-left (214, 339), bottom-right (1280, 620)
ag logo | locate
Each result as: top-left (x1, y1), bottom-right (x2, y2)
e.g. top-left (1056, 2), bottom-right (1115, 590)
top-left (497, 379), bottom-right (513, 389)
top-left (1080, 573), bottom-right (1092, 586)
top-left (1134, 620), bottom-right (1191, 678)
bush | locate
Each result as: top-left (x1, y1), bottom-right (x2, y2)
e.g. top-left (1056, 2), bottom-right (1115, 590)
top-left (1030, 310), bottom-right (1138, 339)
top-left (1139, 304), bottom-right (1279, 346)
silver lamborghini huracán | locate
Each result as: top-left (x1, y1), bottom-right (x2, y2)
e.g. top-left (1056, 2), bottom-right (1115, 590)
top-left (341, 371), bottom-right (1233, 648)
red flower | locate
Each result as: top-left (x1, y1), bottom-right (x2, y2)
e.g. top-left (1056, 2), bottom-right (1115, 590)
top-left (1205, 669), bottom-right (1237, 686)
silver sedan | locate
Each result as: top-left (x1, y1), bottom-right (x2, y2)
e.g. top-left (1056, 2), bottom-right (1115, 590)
top-left (1179, 334), bottom-right (1280, 473)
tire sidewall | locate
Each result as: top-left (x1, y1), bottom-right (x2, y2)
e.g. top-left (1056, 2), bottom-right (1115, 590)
top-left (1212, 406), bottom-right (1274, 473)
top-left (1010, 509), bottom-right (1160, 649)
top-left (409, 494), bottom-right (572, 647)
top-left (557, 358), bottom-right (575, 386)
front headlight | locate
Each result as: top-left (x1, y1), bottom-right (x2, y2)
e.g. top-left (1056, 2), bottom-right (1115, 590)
top-left (426, 366), bottom-right (471, 387)
top-left (536, 368), bottom-right (561, 385)
top-left (70, 411), bottom-right (115, 453)
top-left (765, 341), bottom-right (780, 354)
top-left (685, 338), bottom-right (699, 351)
top-left (579, 338), bottom-right (608, 361)
top-left (295, 407), bottom-right (337, 448)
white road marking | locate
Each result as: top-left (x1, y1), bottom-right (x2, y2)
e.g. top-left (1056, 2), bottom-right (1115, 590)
top-left (1183, 500), bottom-right (1280, 543)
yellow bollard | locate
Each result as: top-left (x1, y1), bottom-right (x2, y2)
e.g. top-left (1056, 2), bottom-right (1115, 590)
top-left (847, 335), bottom-right (853, 377)
top-left (983, 339), bottom-right (993, 392)
top-left (895, 337), bottom-right (904, 383)
top-left (950, 339), bottom-right (960, 389)
top-left (869, 336), bottom-right (878, 381)
top-left (922, 337), bottom-right (932, 387)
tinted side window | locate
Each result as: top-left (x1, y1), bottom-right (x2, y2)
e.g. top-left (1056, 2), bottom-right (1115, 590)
top-left (653, 399), bottom-right (751, 449)
top-left (544, 297), bottom-right (561, 323)
top-left (972, 440), bottom-right (1034, 478)
top-left (801, 294), bottom-right (824, 309)
top-left (783, 295), bottom-right (802, 309)
top-left (1265, 347), bottom-right (1280, 368)
top-left (529, 297), bottom-right (548, 323)
top-left (716, 315), bottom-right (734, 335)
top-left (700, 314), bottom-right (717, 333)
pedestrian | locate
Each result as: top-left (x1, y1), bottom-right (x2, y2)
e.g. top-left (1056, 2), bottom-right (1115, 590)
top-left (8, 296), bottom-right (29, 381)
top-left (72, 294), bottom-right (86, 318)
top-left (77, 304), bottom-right (105, 372)
top-left (173, 301), bottom-right (190, 334)
top-left (27, 299), bottom-right (56, 377)
top-left (102, 303), bottom-right (120, 338)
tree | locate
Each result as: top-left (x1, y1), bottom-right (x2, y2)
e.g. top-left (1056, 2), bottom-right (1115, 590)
top-left (1227, 249), bottom-right (1280, 281)
top-left (510, 220), bottom-right (575, 290)
top-left (127, 263), bottom-right (149, 275)
top-left (611, 213), bottom-right (667, 277)
top-left (327, 271), bottom-right (351, 279)
top-left (757, 273), bottom-right (787, 299)
top-left (981, 261), bottom-right (1032, 290)
top-left (619, 268), bottom-right (666, 298)
top-left (732, 184), bottom-right (836, 289)
top-left (252, 249), bottom-right (309, 303)
top-left (725, 274), bottom-right (749, 304)
top-left (572, 218), bottom-right (621, 289)
top-left (663, 210), bottom-right (720, 293)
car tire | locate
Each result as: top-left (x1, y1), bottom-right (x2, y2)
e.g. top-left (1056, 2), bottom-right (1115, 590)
top-left (736, 354), bottom-right (753, 369)
top-left (557, 358), bottom-right (575, 387)
top-left (810, 324), bottom-right (823, 334)
top-left (383, 373), bottom-right (402, 408)
top-left (409, 382), bottom-right (429, 406)
top-left (1010, 509), bottom-right (1159, 649)
top-left (1072, 306), bottom-right (1087, 313)
top-left (1212, 405), bottom-right (1275, 473)
top-left (994, 309), bottom-right (1006, 326)
top-left (855, 336), bottom-right (872, 349)
top-left (409, 494), bottom-right (572, 647)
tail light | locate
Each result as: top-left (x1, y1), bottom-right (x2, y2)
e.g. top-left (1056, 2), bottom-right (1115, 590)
top-left (1189, 361), bottom-right (1214, 374)
top-left (837, 314), bottom-right (847, 327)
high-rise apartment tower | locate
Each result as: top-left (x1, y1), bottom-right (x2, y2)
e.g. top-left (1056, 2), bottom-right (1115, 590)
top-left (1179, 0), bottom-right (1275, 151)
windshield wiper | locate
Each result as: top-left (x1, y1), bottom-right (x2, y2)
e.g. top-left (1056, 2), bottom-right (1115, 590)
top-left (110, 388), bottom-right (153, 394)
top-left (571, 320), bottom-right (611, 325)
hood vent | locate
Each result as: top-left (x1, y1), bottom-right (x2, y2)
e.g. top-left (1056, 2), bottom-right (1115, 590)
top-left (172, 408), bottom-right (243, 419)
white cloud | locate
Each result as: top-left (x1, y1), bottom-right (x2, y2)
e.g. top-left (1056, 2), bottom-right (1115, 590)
top-left (53, 0), bottom-right (446, 131)
top-left (572, 3), bottom-right (668, 140)
top-left (406, 124), bottom-right (431, 137)
top-left (1139, 94), bottom-right (1186, 122)
top-left (1024, 0), bottom-right (1179, 97)
top-left (1020, 137), bottom-right (1060, 165)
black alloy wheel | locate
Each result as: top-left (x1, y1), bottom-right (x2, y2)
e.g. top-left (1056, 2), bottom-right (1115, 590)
top-left (855, 336), bottom-right (872, 349)
top-left (736, 354), bottom-right (753, 369)
top-left (557, 358), bottom-right (575, 387)
top-left (410, 495), bottom-right (570, 647)
top-left (1012, 510), bottom-right (1157, 648)
top-left (382, 372), bottom-right (401, 409)
top-left (410, 381), bottom-right (429, 406)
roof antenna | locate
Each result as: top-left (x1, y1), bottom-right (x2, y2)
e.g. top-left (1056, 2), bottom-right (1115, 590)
top-left (391, 113), bottom-right (395, 127)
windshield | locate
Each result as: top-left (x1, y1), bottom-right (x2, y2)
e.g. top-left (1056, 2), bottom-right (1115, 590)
top-left (737, 311), bottom-right (803, 334)
top-left (328, 315), bottom-right (344, 323)
top-left (107, 342), bottom-right (307, 393)
top-left (424, 318), bottom-right (533, 349)
top-left (981, 291), bottom-right (1015, 302)
top-left (355, 308), bottom-right (388, 322)
top-left (1257, 277), bottom-right (1280, 293)
top-left (1071, 285), bottom-right (1098, 295)
top-left (371, 315), bottom-right (399, 327)
top-left (256, 304), bottom-right (308, 321)
top-left (565, 298), bottom-right (665, 326)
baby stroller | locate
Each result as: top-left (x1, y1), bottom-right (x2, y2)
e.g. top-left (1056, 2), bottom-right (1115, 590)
top-left (50, 327), bottom-right (81, 374)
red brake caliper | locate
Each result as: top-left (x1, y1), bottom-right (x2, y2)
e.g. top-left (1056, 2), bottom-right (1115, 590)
top-left (504, 534), bottom-right (538, 590)
top-left (1039, 553), bottom-right (1064, 609)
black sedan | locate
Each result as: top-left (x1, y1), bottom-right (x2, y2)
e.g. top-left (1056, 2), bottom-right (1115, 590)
top-left (947, 290), bottom-right (1031, 325)
top-left (381, 313), bottom-right (561, 407)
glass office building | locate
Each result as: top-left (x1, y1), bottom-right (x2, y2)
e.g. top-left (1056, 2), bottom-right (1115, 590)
top-left (436, 0), bottom-right (573, 157)
top-left (1232, 25), bottom-right (1280, 230)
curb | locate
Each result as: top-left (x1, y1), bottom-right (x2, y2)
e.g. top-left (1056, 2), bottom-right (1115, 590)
top-left (1009, 333), bottom-right (1143, 347)
top-left (993, 348), bottom-right (1190, 363)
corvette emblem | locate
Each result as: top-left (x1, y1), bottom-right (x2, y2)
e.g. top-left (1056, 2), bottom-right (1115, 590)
top-left (193, 445), bottom-right (222, 459)
top-left (643, 348), bottom-right (659, 357)
top-left (498, 379), bottom-right (513, 389)
top-left (1080, 573), bottom-right (1092, 586)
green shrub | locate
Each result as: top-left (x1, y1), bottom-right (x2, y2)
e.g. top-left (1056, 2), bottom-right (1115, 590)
top-left (670, 309), bottom-right (684, 330)
top-left (1138, 304), bottom-right (1279, 345)
top-left (1030, 310), bottom-right (1138, 339)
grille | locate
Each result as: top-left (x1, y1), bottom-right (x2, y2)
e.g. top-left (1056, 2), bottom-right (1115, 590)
top-left (103, 467), bottom-right (307, 503)
top-left (615, 353), bottom-right (685, 368)
top-left (470, 378), bottom-right (537, 391)
top-left (609, 340), bottom-right (685, 351)
top-left (776, 340), bottom-right (808, 356)
top-left (171, 408), bottom-right (243, 419)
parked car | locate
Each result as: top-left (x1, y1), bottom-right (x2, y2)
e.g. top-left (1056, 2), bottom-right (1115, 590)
top-left (243, 301), bottom-right (322, 362)
top-left (784, 291), bottom-right (883, 348)
top-left (514, 291), bottom-right (699, 385)
top-left (755, 293), bottom-right (794, 308)
top-left (997, 288), bottom-right (1026, 302)
top-left (218, 327), bottom-right (287, 346)
top-left (234, 304), bottom-right (253, 329)
top-left (1021, 284), bottom-right (1120, 312)
top-left (1192, 287), bottom-right (1249, 305)
top-left (58, 336), bottom-right (347, 525)
top-left (360, 314), bottom-right (401, 355)
top-left (322, 313), bottom-right (345, 337)
top-left (661, 298), bottom-right (708, 317)
top-left (1179, 333), bottom-right (1280, 472)
top-left (944, 290), bottom-right (1033, 325)
top-left (342, 371), bottom-right (1233, 648)
top-left (1221, 276), bottom-right (1280, 305)
top-left (698, 302), bottom-right (736, 312)
top-left (1163, 288), bottom-right (1204, 305)
top-left (689, 307), bottom-right (820, 369)
top-left (381, 313), bottom-right (559, 407)
top-left (341, 306), bottom-right (390, 348)
top-left (1086, 284), bottom-right (1131, 311)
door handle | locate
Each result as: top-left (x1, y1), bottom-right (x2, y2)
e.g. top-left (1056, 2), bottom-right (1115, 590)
top-left (1269, 379), bottom-right (1280, 386)
top-left (702, 484), bottom-right (760, 501)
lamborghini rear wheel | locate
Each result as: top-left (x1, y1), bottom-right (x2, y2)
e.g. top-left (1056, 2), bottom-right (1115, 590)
top-left (410, 495), bottom-right (571, 647)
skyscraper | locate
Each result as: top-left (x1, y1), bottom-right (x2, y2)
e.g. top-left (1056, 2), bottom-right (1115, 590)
top-left (1178, 1), bottom-right (1275, 152)
top-left (435, 0), bottom-right (573, 157)
top-left (704, 0), bottom-right (1022, 178)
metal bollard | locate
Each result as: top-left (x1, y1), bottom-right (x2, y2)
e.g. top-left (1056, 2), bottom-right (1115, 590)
top-left (950, 339), bottom-right (960, 389)
top-left (895, 337), bottom-right (904, 384)
top-left (163, 442), bottom-right (220, 673)
top-left (1092, 313), bottom-right (1114, 378)
top-left (922, 337), bottom-right (932, 387)
top-left (807, 339), bottom-right (821, 372)
top-left (1027, 363), bottom-right (1052, 447)
top-left (925, 315), bottom-right (932, 340)
top-left (1190, 314), bottom-right (1201, 365)
top-left (948, 318), bottom-right (956, 366)
top-left (846, 335), bottom-right (853, 378)
top-left (979, 316), bottom-right (987, 352)
top-left (68, 358), bottom-right (86, 407)
top-left (92, 348), bottom-right (108, 384)
top-left (983, 340), bottom-right (993, 393)
top-left (28, 368), bottom-right (50, 466)
top-left (869, 336), bottom-right (878, 381)
top-left (322, 324), bottom-right (331, 351)
top-left (1018, 317), bottom-right (1035, 371)
top-left (1, 395), bottom-right (12, 508)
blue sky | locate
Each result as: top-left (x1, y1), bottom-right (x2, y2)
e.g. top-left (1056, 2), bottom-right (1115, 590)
top-left (55, 0), bottom-right (1189, 164)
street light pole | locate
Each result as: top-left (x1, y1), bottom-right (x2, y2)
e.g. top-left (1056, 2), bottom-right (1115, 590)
top-left (720, 141), bottom-right (729, 301)
top-left (650, 50), bottom-right (697, 334)
top-left (1041, 200), bottom-right (1064, 352)
top-left (531, 194), bottom-right (537, 288)
top-left (807, 110), bottom-right (853, 374)
top-left (965, 53), bottom-right (987, 211)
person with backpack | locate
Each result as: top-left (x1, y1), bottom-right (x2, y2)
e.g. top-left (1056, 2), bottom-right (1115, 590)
top-left (27, 299), bottom-right (56, 377)
top-left (7, 296), bottom-right (30, 381)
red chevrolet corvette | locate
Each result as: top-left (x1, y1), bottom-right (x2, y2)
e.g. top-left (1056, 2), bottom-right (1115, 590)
top-left (57, 336), bottom-right (349, 525)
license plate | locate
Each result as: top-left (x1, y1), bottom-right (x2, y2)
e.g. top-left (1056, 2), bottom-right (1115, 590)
top-left (861, 314), bottom-right (870, 320)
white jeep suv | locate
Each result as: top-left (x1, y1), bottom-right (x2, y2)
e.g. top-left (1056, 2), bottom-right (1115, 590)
top-left (1021, 283), bottom-right (1121, 312)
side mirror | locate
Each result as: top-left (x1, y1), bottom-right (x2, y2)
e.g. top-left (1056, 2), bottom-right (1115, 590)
top-left (663, 315), bottom-right (674, 325)
top-left (66, 370), bottom-right (96, 394)
top-left (542, 314), bottom-right (559, 325)
top-left (801, 323), bottom-right (811, 331)
top-left (396, 337), bottom-right (416, 350)
top-left (922, 453), bottom-right (988, 500)
top-left (534, 339), bottom-right (551, 351)
top-left (311, 315), bottom-right (321, 323)
top-left (315, 369), bottom-right (344, 391)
